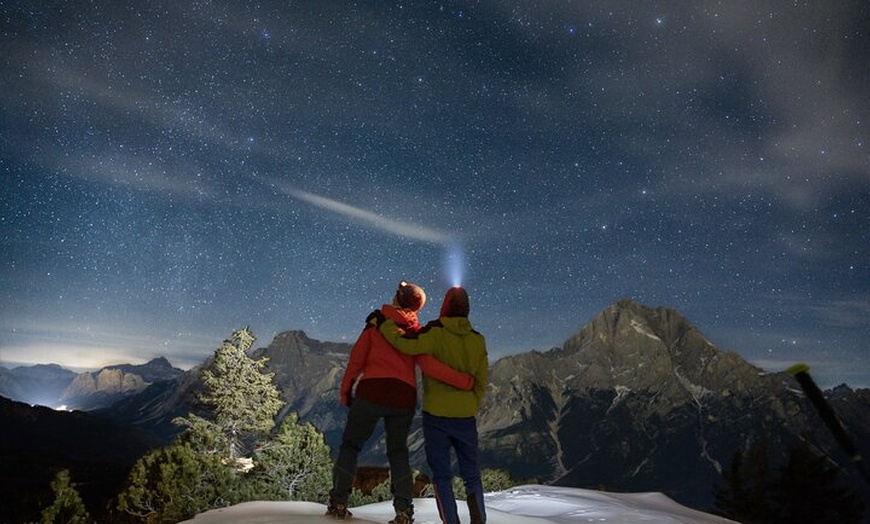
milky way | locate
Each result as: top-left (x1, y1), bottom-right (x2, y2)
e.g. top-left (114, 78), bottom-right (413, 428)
top-left (1, 1), bottom-right (868, 387)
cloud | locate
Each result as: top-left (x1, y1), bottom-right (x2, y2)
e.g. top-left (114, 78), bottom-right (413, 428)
top-left (748, 356), bottom-right (869, 389)
top-left (482, 1), bottom-right (868, 212)
top-left (55, 152), bottom-right (211, 199)
top-left (38, 61), bottom-right (242, 151)
top-left (806, 297), bottom-right (870, 329)
top-left (0, 320), bottom-right (218, 370)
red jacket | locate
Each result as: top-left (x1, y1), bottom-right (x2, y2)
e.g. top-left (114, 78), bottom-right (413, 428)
top-left (339, 304), bottom-right (473, 409)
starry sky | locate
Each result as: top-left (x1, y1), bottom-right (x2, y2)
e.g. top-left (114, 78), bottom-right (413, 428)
top-left (1, 1), bottom-right (868, 388)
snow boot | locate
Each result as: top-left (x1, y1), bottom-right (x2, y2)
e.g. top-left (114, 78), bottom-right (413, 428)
top-left (326, 502), bottom-right (353, 519)
top-left (388, 507), bottom-right (414, 524)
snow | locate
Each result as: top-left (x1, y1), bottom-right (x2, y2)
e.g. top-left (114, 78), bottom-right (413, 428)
top-left (629, 319), bottom-right (661, 342)
top-left (178, 485), bottom-right (739, 524)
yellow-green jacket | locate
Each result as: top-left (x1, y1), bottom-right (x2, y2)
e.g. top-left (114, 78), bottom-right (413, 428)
top-left (380, 316), bottom-right (488, 418)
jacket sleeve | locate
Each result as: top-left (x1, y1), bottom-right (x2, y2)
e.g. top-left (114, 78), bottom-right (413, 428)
top-left (339, 326), bottom-right (374, 406)
top-left (416, 355), bottom-right (474, 391)
top-left (379, 319), bottom-right (437, 355)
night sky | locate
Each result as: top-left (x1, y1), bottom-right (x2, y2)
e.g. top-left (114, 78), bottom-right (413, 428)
top-left (1, 1), bottom-right (868, 388)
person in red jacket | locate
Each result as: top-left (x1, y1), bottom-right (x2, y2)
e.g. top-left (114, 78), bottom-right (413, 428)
top-left (327, 281), bottom-right (475, 524)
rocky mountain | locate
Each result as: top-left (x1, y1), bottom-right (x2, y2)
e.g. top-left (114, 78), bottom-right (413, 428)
top-left (473, 298), bottom-right (833, 509)
top-left (0, 363), bottom-right (77, 407)
top-left (96, 361), bottom-right (208, 440)
top-left (0, 357), bottom-right (184, 411)
top-left (248, 330), bottom-right (355, 445)
top-left (47, 299), bottom-right (870, 514)
top-left (98, 331), bottom-right (352, 443)
top-left (102, 356), bottom-right (185, 383)
top-left (60, 356), bottom-right (184, 410)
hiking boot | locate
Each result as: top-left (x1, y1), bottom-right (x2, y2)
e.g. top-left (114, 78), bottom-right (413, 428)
top-left (388, 508), bottom-right (413, 524)
top-left (326, 502), bottom-right (353, 519)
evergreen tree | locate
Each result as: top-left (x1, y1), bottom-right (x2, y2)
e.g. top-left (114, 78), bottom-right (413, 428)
top-left (118, 326), bottom-right (333, 522)
top-left (715, 439), bottom-right (865, 523)
top-left (117, 434), bottom-right (237, 523)
top-left (774, 444), bottom-right (864, 524)
top-left (246, 412), bottom-right (332, 502)
top-left (714, 449), bottom-right (747, 519)
top-left (714, 443), bottom-right (776, 523)
top-left (480, 468), bottom-right (516, 492)
top-left (195, 326), bottom-right (284, 458)
top-left (40, 469), bottom-right (91, 524)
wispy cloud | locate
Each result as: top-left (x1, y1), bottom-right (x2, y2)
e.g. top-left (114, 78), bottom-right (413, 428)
top-left (806, 297), bottom-right (870, 329)
top-left (0, 320), bottom-right (219, 370)
top-left (55, 152), bottom-right (210, 199)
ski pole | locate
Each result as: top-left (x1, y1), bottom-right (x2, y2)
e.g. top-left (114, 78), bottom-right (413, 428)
top-left (787, 363), bottom-right (870, 487)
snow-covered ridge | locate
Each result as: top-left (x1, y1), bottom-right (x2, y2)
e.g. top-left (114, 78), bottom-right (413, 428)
top-left (179, 485), bottom-right (740, 524)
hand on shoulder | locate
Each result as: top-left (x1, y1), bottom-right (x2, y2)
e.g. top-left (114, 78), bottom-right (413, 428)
top-left (365, 309), bottom-right (386, 326)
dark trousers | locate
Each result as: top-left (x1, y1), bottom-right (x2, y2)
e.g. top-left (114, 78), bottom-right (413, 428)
top-left (330, 397), bottom-right (415, 511)
top-left (423, 412), bottom-right (486, 524)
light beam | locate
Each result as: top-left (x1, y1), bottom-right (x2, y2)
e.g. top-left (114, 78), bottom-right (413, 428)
top-left (446, 242), bottom-right (465, 287)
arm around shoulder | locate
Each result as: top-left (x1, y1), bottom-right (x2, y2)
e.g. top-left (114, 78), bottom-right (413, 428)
top-left (417, 355), bottom-right (474, 391)
top-left (379, 319), bottom-right (434, 355)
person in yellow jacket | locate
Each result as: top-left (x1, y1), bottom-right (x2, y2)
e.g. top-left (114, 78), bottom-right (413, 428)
top-left (379, 286), bottom-right (489, 524)
top-left (327, 282), bottom-right (474, 524)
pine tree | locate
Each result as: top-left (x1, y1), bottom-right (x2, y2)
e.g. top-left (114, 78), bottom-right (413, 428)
top-left (714, 439), bottom-right (776, 523)
top-left (480, 468), bottom-right (516, 492)
top-left (118, 326), bottom-right (334, 521)
top-left (117, 433), bottom-right (238, 524)
top-left (40, 469), bottom-right (91, 524)
top-left (248, 412), bottom-right (332, 502)
top-left (714, 439), bottom-right (866, 523)
top-left (774, 444), bottom-right (865, 524)
top-left (196, 326), bottom-right (284, 458)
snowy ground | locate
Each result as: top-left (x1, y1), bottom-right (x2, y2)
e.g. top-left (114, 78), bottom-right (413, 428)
top-left (178, 485), bottom-right (740, 524)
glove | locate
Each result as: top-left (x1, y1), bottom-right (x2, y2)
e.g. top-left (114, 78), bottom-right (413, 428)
top-left (365, 309), bottom-right (386, 326)
top-left (341, 389), bottom-right (353, 407)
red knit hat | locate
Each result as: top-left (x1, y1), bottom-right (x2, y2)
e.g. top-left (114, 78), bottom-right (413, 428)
top-left (440, 286), bottom-right (470, 317)
top-left (395, 281), bottom-right (426, 312)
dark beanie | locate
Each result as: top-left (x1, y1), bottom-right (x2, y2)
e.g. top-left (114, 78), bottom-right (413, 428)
top-left (440, 286), bottom-right (470, 317)
top-left (395, 281), bottom-right (426, 312)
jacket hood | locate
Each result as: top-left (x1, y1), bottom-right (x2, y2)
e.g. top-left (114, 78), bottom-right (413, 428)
top-left (381, 303), bottom-right (420, 330)
top-left (439, 286), bottom-right (470, 317)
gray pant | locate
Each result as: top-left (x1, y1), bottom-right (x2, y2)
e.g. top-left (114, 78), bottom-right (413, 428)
top-left (330, 397), bottom-right (415, 512)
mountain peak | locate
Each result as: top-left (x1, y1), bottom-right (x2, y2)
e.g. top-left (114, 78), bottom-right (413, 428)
top-left (105, 357), bottom-right (183, 382)
top-left (145, 356), bottom-right (173, 368)
top-left (565, 298), bottom-right (701, 355)
top-left (490, 299), bottom-right (770, 414)
top-left (570, 300), bottom-right (770, 394)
